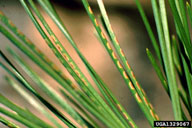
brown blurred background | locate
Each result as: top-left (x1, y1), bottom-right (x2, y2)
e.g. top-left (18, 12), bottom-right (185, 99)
top-left (0, 0), bottom-right (174, 128)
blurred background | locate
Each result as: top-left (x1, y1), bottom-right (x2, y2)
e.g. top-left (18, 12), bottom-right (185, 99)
top-left (0, 0), bottom-right (174, 127)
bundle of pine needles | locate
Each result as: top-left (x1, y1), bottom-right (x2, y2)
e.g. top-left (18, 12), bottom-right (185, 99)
top-left (0, 0), bottom-right (191, 127)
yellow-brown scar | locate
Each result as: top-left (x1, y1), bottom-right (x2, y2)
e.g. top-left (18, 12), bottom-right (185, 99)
top-left (129, 81), bottom-right (135, 90)
top-left (150, 110), bottom-right (155, 118)
top-left (52, 64), bottom-right (60, 72)
top-left (69, 62), bottom-right (75, 69)
top-left (24, 36), bottom-right (32, 44)
top-left (123, 113), bottom-right (129, 119)
top-left (101, 32), bottom-right (105, 39)
top-left (106, 42), bottom-right (112, 50)
top-left (136, 82), bottom-right (141, 90)
top-left (114, 37), bottom-right (119, 45)
top-left (88, 6), bottom-right (93, 14)
top-left (71, 83), bottom-right (77, 90)
top-left (129, 121), bottom-right (135, 128)
top-left (141, 89), bottom-right (146, 96)
top-left (135, 93), bottom-right (142, 103)
top-left (143, 97), bottom-right (148, 106)
top-left (56, 44), bottom-right (62, 51)
top-left (44, 56), bottom-right (51, 63)
top-left (63, 53), bottom-right (69, 61)
top-left (155, 114), bottom-right (159, 120)
top-left (117, 61), bottom-right (123, 68)
top-left (112, 52), bottom-right (117, 59)
top-left (149, 103), bottom-right (154, 110)
top-left (51, 35), bottom-right (57, 42)
top-left (123, 71), bottom-right (128, 79)
top-left (17, 29), bottom-right (24, 36)
top-left (94, 19), bottom-right (99, 26)
top-left (82, 79), bottom-right (88, 86)
top-left (126, 61), bottom-right (131, 69)
top-left (61, 73), bottom-right (69, 80)
top-left (131, 71), bottom-right (136, 79)
top-left (35, 48), bottom-right (42, 54)
top-left (60, 72), bottom-right (67, 79)
top-left (75, 70), bottom-right (80, 77)
top-left (120, 49), bottom-right (125, 57)
top-left (117, 104), bottom-right (122, 111)
top-left (25, 37), bottom-right (33, 45)
top-left (8, 20), bottom-right (15, 27)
